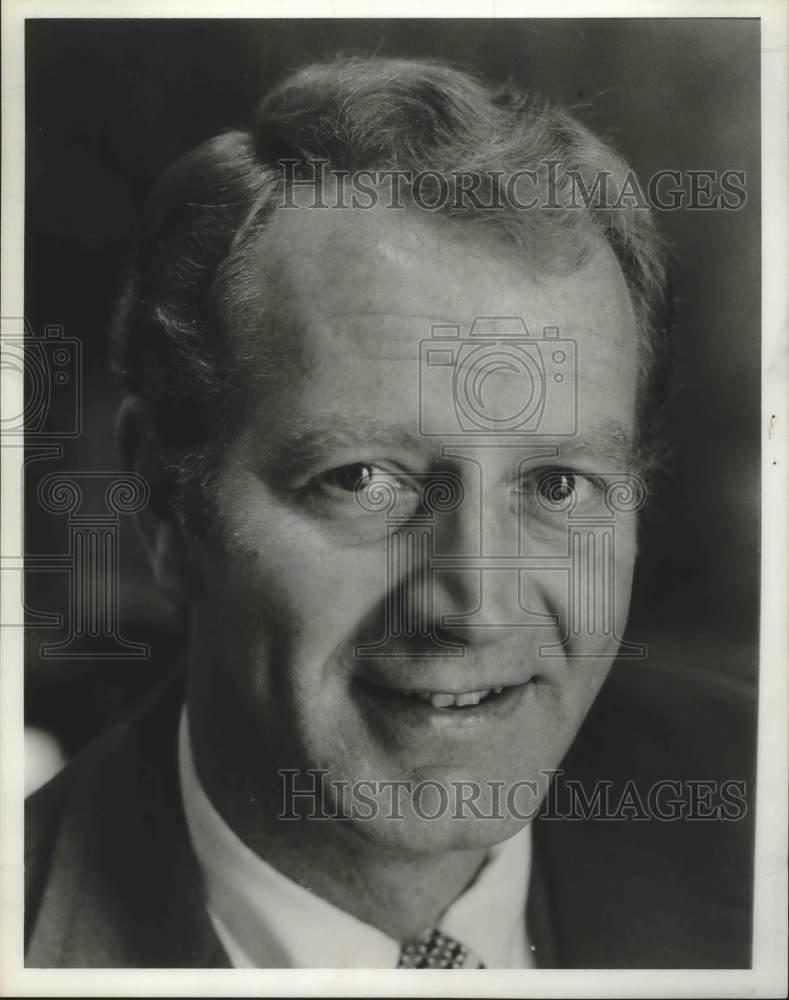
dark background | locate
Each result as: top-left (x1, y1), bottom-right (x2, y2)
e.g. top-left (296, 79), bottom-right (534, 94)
top-left (24, 18), bottom-right (761, 761)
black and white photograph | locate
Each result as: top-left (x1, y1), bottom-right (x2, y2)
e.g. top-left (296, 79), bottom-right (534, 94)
top-left (1, 2), bottom-right (786, 996)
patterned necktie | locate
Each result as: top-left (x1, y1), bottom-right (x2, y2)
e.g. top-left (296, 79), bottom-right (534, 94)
top-left (397, 928), bottom-right (486, 969)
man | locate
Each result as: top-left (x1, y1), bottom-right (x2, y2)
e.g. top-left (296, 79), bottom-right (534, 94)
top-left (25, 56), bottom-right (755, 968)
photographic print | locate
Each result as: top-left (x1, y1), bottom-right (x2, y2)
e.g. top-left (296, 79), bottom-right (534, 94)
top-left (2, 3), bottom-right (786, 996)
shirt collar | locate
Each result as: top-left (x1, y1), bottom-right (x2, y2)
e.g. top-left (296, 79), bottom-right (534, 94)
top-left (179, 708), bottom-right (533, 968)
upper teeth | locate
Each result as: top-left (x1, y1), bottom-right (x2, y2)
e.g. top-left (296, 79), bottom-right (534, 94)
top-left (405, 687), bottom-right (503, 708)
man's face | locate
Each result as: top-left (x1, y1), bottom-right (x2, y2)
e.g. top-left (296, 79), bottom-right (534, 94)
top-left (186, 203), bottom-right (640, 854)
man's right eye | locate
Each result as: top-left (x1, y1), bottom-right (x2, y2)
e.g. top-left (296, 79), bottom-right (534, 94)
top-left (308, 463), bottom-right (423, 521)
top-left (322, 463), bottom-right (380, 494)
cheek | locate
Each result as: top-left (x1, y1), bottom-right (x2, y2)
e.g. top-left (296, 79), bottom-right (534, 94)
top-left (534, 517), bottom-right (637, 659)
top-left (198, 486), bottom-right (393, 680)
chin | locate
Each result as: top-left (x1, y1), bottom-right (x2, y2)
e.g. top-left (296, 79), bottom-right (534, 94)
top-left (345, 806), bottom-right (531, 857)
top-left (322, 763), bottom-right (549, 858)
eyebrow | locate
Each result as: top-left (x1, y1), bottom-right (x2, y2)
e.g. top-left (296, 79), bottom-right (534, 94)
top-left (257, 415), bottom-right (645, 476)
top-left (257, 415), bottom-right (433, 473)
top-left (552, 422), bottom-right (642, 471)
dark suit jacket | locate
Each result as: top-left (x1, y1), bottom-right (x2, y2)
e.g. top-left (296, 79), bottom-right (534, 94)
top-left (25, 661), bottom-right (756, 968)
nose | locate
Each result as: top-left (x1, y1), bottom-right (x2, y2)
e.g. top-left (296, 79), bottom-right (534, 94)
top-left (425, 481), bottom-right (540, 646)
top-left (434, 568), bottom-right (529, 646)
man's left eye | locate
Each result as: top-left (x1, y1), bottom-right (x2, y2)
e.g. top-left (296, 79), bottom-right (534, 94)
top-left (537, 471), bottom-right (579, 509)
top-left (515, 468), bottom-right (599, 515)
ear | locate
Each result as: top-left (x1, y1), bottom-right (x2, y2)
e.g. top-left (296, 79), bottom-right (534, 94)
top-left (116, 395), bottom-right (205, 607)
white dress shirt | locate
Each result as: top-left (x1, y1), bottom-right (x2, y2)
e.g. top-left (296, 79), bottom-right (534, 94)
top-left (178, 710), bottom-right (535, 968)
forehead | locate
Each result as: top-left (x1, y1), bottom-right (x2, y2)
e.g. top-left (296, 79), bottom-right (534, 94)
top-left (231, 203), bottom-right (639, 444)
top-left (252, 204), bottom-right (635, 337)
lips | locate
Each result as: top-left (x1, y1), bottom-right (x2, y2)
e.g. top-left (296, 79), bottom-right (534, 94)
top-left (357, 666), bottom-right (533, 706)
top-left (350, 673), bottom-right (534, 738)
top-left (354, 670), bottom-right (532, 713)
top-left (404, 687), bottom-right (503, 709)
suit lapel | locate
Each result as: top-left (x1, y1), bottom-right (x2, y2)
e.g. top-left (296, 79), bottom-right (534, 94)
top-left (522, 662), bottom-right (755, 969)
top-left (525, 828), bottom-right (560, 968)
top-left (27, 670), bottom-right (230, 968)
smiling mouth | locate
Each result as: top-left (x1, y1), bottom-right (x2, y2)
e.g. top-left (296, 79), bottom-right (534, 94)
top-left (402, 687), bottom-right (503, 709)
top-left (356, 676), bottom-right (529, 713)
